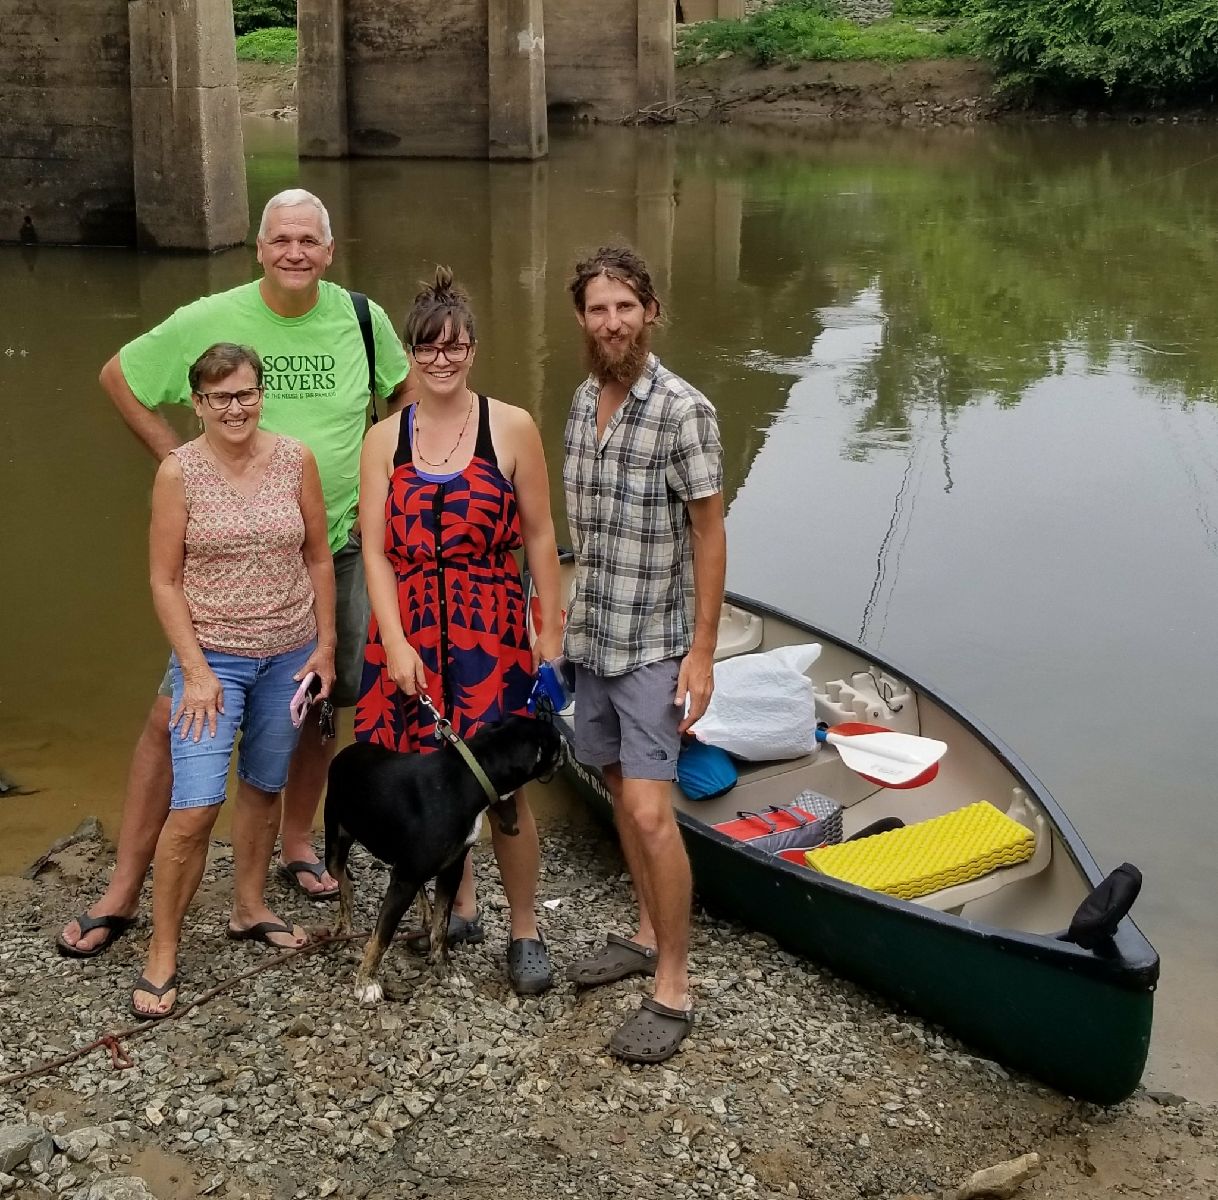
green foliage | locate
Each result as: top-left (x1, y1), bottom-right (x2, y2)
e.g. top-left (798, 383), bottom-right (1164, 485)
top-left (235, 26), bottom-right (298, 65)
top-left (233, 0), bottom-right (296, 37)
top-left (963, 0), bottom-right (1218, 103)
top-left (677, 0), bottom-right (976, 66)
top-left (892, 0), bottom-right (966, 17)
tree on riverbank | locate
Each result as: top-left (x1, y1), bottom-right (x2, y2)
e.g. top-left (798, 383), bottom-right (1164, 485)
top-left (682, 0), bottom-right (1218, 106)
top-left (234, 0), bottom-right (295, 35)
top-left (234, 0), bottom-right (297, 63)
top-left (964, 0), bottom-right (1218, 106)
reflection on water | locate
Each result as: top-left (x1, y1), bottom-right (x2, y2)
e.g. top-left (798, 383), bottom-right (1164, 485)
top-left (4, 118), bottom-right (1218, 1099)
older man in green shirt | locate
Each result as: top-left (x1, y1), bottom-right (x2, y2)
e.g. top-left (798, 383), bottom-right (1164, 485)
top-left (58, 189), bottom-right (411, 956)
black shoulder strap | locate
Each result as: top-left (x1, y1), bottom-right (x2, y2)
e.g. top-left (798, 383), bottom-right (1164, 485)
top-left (348, 289), bottom-right (378, 424)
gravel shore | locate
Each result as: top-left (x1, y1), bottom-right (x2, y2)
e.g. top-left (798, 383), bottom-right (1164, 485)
top-left (1, 816), bottom-right (1215, 1199)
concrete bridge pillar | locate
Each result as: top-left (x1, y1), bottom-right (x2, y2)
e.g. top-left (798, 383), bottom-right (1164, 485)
top-left (489, 0), bottom-right (548, 161)
top-left (128, 0), bottom-right (248, 250)
top-left (0, 0), bottom-right (247, 249)
top-left (678, 1), bottom-right (745, 21)
top-left (298, 0), bottom-right (349, 158)
top-left (300, 0), bottom-right (547, 161)
top-left (301, 0), bottom-right (674, 151)
top-left (546, 0), bottom-right (675, 121)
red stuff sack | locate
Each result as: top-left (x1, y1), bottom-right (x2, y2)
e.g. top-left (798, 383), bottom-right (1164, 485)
top-left (713, 792), bottom-right (842, 854)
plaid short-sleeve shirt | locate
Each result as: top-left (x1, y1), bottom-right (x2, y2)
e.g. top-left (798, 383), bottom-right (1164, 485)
top-left (563, 354), bottom-right (723, 678)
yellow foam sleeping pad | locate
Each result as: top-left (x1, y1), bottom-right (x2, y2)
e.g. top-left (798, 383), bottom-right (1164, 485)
top-left (803, 801), bottom-right (1036, 900)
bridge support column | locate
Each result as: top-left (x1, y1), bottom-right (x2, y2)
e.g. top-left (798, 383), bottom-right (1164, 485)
top-left (488, 0), bottom-right (547, 160)
top-left (128, 0), bottom-right (248, 250)
top-left (678, 1), bottom-right (745, 21)
top-left (637, 0), bottom-right (675, 110)
top-left (298, 0), bottom-right (349, 158)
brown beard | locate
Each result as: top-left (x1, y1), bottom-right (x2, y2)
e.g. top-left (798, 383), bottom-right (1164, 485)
top-left (583, 324), bottom-right (651, 387)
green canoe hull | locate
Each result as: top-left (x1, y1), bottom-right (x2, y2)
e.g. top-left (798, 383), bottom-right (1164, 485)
top-left (559, 734), bottom-right (1155, 1107)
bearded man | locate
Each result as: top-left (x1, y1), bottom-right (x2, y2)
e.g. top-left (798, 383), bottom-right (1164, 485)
top-left (561, 245), bottom-right (726, 1064)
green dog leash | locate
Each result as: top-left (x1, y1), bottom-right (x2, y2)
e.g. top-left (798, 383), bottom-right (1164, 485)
top-left (417, 693), bottom-right (500, 804)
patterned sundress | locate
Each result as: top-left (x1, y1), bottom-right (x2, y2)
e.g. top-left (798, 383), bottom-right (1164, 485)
top-left (354, 395), bottom-right (534, 750)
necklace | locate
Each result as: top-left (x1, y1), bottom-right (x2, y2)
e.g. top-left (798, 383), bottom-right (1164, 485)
top-left (414, 391), bottom-right (475, 468)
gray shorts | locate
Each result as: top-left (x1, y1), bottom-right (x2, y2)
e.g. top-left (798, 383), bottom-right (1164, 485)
top-left (572, 658), bottom-right (682, 782)
top-left (157, 531), bottom-right (371, 709)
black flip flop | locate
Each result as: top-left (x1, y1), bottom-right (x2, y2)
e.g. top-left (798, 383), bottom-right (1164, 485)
top-left (566, 933), bottom-right (658, 987)
top-left (226, 920), bottom-right (307, 948)
top-left (56, 912), bottom-right (136, 960)
top-left (276, 859), bottom-right (339, 901)
top-left (130, 973), bottom-right (179, 1021)
top-left (609, 998), bottom-right (695, 1064)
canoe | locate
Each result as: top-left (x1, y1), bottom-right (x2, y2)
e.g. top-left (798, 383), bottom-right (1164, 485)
top-left (541, 563), bottom-right (1158, 1104)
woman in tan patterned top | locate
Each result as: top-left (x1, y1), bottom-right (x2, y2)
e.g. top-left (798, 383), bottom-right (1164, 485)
top-left (131, 343), bottom-right (336, 1019)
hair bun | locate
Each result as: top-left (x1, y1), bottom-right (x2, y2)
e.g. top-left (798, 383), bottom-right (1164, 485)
top-left (414, 264), bottom-right (467, 309)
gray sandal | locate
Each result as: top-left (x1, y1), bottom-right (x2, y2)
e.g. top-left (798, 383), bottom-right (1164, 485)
top-left (506, 935), bottom-right (554, 995)
top-left (405, 910), bottom-right (486, 953)
top-left (566, 932), bottom-right (658, 988)
top-left (609, 997), bottom-right (695, 1064)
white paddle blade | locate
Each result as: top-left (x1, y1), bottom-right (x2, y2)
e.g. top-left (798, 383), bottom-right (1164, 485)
top-left (825, 729), bottom-right (947, 786)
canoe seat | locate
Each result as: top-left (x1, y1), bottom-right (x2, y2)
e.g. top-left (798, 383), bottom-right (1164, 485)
top-left (911, 793), bottom-right (1051, 912)
top-left (803, 796), bottom-right (1043, 904)
top-left (715, 603), bottom-right (763, 661)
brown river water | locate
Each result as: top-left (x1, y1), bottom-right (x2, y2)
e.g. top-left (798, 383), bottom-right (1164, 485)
top-left (2, 118), bottom-right (1217, 1102)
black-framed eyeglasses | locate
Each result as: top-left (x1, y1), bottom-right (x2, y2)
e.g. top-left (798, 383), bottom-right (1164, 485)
top-left (196, 387), bottom-right (264, 411)
top-left (411, 342), bottom-right (472, 365)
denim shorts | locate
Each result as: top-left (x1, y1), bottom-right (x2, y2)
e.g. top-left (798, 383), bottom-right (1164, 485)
top-left (158, 531), bottom-right (370, 708)
top-left (168, 641), bottom-right (315, 809)
top-left (572, 658), bottom-right (683, 782)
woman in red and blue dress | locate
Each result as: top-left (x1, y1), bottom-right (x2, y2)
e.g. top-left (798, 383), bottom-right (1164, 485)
top-left (355, 267), bottom-right (563, 994)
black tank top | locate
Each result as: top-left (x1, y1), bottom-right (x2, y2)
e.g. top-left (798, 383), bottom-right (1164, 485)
top-left (394, 393), bottom-right (496, 471)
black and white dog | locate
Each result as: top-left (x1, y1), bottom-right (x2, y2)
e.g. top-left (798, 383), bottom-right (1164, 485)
top-left (323, 714), bottom-right (563, 1004)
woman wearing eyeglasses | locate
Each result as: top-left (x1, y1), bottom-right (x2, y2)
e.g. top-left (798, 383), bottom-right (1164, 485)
top-left (355, 268), bottom-right (563, 995)
top-left (131, 342), bottom-right (336, 1019)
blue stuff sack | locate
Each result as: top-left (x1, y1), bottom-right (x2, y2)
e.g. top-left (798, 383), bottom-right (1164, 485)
top-left (677, 740), bottom-right (738, 801)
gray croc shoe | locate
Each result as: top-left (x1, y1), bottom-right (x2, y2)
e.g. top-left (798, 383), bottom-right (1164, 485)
top-left (506, 935), bottom-right (554, 995)
top-left (405, 910), bottom-right (486, 954)
top-left (609, 998), bottom-right (695, 1064)
top-left (566, 932), bottom-right (658, 988)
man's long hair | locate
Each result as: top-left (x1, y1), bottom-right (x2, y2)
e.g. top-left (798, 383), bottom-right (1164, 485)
top-left (568, 244), bottom-right (663, 320)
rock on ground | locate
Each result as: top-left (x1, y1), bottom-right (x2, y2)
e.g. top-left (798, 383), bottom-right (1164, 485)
top-left (1, 823), bottom-right (1215, 1199)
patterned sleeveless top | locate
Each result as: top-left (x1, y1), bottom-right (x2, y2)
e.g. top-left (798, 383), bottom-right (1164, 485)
top-left (353, 394), bottom-right (534, 752)
top-left (172, 436), bottom-right (316, 657)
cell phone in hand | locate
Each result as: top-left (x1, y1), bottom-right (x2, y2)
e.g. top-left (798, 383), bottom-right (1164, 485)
top-left (289, 672), bottom-right (321, 728)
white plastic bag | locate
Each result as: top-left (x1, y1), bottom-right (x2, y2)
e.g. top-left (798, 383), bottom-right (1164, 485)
top-left (689, 644), bottom-right (822, 761)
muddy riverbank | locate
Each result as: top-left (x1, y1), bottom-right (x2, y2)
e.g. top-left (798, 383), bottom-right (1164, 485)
top-left (234, 58), bottom-right (998, 126)
top-left (1, 819), bottom-right (1215, 1199)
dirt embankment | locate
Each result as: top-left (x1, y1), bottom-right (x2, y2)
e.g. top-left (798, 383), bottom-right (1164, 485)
top-left (236, 56), bottom-right (994, 126)
top-left (237, 61), bottom-right (297, 116)
top-left (675, 56), bottom-right (998, 127)
top-left (239, 56), bottom-right (1214, 130)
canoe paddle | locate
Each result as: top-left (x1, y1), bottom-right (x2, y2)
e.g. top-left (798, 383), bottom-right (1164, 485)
top-left (816, 721), bottom-right (946, 789)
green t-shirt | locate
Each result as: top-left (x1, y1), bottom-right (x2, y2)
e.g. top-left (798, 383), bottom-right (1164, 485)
top-left (120, 279), bottom-right (409, 551)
